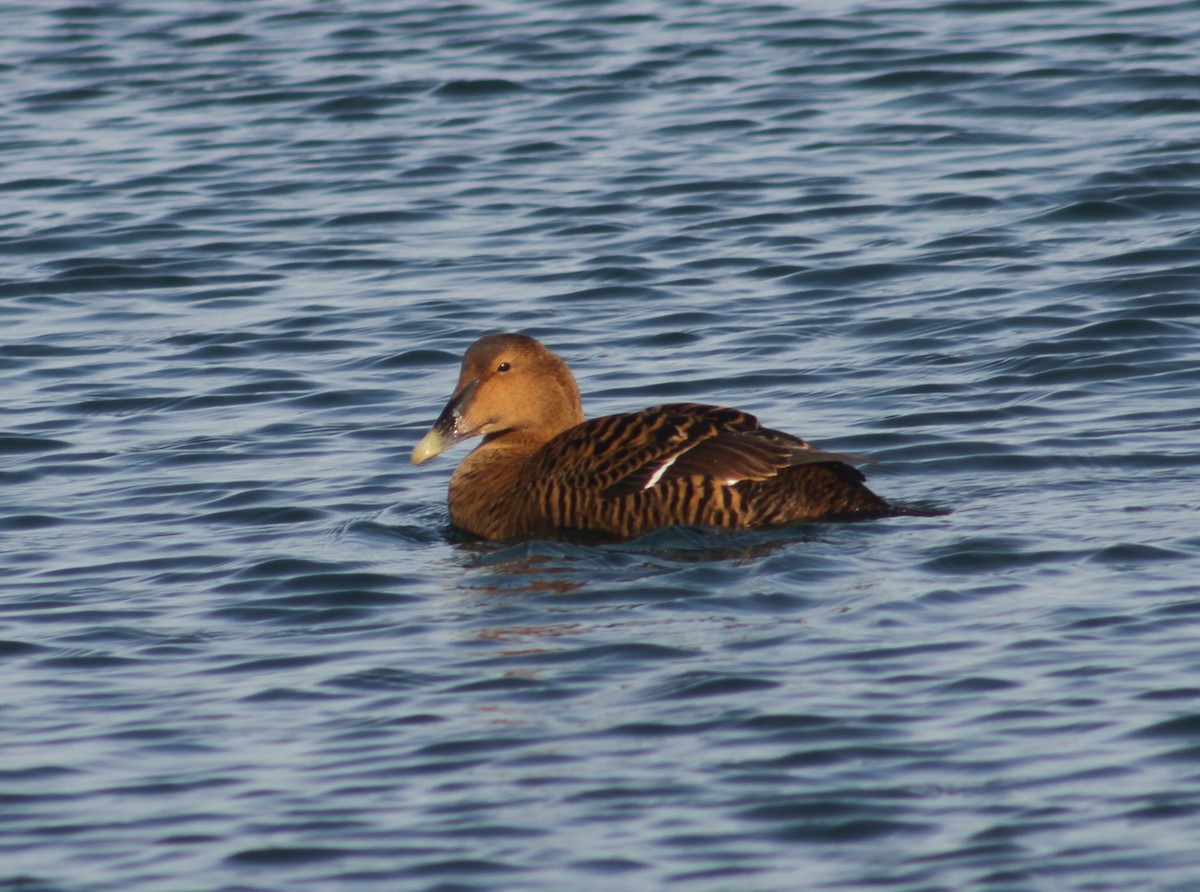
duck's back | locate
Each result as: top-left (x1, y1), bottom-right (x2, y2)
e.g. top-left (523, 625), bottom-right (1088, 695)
top-left (517, 403), bottom-right (897, 539)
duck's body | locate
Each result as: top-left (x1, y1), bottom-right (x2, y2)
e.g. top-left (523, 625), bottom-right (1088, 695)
top-left (412, 334), bottom-right (931, 541)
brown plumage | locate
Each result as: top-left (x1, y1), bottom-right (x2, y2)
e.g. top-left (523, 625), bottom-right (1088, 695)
top-left (411, 333), bottom-right (935, 540)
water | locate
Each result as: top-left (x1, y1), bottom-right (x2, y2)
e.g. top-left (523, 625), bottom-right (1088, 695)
top-left (2, 1), bottom-right (1199, 889)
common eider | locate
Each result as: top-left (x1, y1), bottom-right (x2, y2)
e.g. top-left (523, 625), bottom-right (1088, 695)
top-left (412, 333), bottom-right (936, 540)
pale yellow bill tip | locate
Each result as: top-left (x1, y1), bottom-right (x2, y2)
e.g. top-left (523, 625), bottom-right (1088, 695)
top-left (410, 428), bottom-right (449, 465)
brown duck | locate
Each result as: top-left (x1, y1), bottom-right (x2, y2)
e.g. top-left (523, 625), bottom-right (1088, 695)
top-left (412, 333), bottom-right (935, 540)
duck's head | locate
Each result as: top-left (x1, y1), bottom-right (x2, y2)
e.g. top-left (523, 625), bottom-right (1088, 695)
top-left (411, 333), bottom-right (584, 464)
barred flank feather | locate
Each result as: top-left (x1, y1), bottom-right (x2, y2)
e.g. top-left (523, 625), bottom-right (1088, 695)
top-left (519, 407), bottom-right (896, 538)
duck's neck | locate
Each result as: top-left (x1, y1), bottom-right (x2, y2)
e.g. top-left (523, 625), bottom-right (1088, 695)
top-left (448, 430), bottom-right (555, 539)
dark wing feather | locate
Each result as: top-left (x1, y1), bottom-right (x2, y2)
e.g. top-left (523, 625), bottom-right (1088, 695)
top-left (627, 423), bottom-right (872, 495)
top-left (525, 403), bottom-right (722, 497)
top-left (528, 403), bottom-right (870, 500)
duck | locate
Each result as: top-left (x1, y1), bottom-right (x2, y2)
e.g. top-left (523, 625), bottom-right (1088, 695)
top-left (411, 333), bottom-right (937, 540)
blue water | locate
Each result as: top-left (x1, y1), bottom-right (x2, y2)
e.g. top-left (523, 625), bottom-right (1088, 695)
top-left (3, 2), bottom-right (1199, 889)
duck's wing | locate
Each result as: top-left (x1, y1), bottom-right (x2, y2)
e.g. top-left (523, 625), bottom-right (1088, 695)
top-left (531, 403), bottom-right (870, 500)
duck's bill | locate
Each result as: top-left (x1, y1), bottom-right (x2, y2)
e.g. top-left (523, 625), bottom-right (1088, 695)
top-left (410, 381), bottom-right (477, 465)
top-left (410, 424), bottom-right (452, 465)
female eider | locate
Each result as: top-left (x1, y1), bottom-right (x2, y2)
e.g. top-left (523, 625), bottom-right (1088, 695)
top-left (412, 333), bottom-right (935, 540)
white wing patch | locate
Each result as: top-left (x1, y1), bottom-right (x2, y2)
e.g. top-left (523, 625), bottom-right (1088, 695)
top-left (642, 453), bottom-right (680, 489)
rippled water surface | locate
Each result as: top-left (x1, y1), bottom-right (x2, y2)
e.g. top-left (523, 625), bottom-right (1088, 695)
top-left (3, 2), bottom-right (1200, 889)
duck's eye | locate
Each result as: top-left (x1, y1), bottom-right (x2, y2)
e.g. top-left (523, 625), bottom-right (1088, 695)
top-left (497, 362), bottom-right (511, 373)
